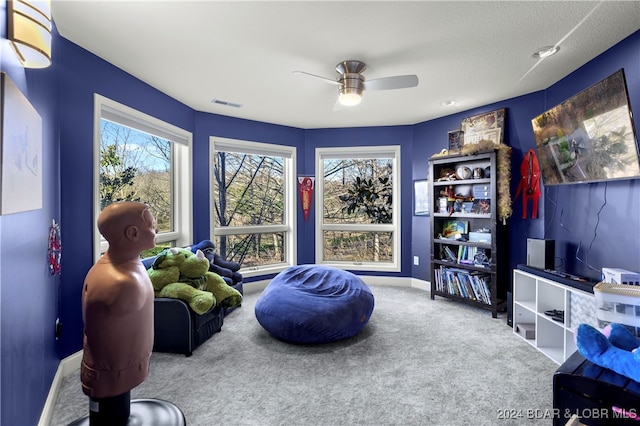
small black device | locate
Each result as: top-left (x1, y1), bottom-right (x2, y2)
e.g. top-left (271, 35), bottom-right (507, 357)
top-left (506, 291), bottom-right (513, 327)
top-left (526, 238), bottom-right (555, 270)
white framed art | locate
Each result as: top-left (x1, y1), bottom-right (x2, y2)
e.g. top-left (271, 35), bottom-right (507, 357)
top-left (1, 73), bottom-right (42, 215)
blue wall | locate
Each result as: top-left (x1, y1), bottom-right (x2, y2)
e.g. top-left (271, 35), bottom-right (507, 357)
top-left (536, 33), bottom-right (640, 279)
top-left (56, 36), bottom-right (196, 379)
top-left (411, 94), bottom-right (548, 282)
top-left (1, 12), bottom-right (638, 425)
top-left (411, 32), bottom-right (640, 283)
top-left (0, 8), bottom-right (60, 425)
top-left (193, 113), bottom-right (305, 245)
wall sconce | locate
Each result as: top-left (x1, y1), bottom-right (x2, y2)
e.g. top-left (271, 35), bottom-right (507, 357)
top-left (7, 0), bottom-right (52, 68)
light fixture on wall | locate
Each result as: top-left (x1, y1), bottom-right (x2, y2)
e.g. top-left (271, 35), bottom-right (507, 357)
top-left (7, 0), bottom-right (52, 68)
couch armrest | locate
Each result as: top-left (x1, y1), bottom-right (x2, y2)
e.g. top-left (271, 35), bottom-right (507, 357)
top-left (153, 298), bottom-right (193, 356)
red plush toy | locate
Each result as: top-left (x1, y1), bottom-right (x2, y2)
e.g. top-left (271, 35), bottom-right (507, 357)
top-left (514, 149), bottom-right (541, 219)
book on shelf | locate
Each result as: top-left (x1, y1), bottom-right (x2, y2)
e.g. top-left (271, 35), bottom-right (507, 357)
top-left (471, 199), bottom-right (491, 214)
top-left (442, 245), bottom-right (457, 262)
top-left (457, 245), bottom-right (477, 264)
top-left (442, 220), bottom-right (468, 238)
top-left (435, 266), bottom-right (492, 305)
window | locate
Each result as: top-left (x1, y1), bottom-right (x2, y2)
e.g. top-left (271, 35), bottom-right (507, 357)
top-left (210, 137), bottom-right (296, 277)
top-left (93, 95), bottom-right (192, 260)
top-left (316, 146), bottom-right (400, 271)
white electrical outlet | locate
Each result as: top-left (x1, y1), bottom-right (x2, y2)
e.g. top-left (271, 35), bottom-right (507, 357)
top-left (413, 256), bottom-right (419, 266)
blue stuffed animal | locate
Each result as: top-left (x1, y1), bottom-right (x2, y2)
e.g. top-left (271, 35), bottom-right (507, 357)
top-left (576, 323), bottom-right (640, 382)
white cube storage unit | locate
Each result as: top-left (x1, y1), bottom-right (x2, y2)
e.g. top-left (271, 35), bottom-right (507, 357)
top-left (513, 268), bottom-right (597, 365)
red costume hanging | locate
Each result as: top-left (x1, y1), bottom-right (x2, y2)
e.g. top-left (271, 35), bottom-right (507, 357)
top-left (514, 149), bottom-right (541, 219)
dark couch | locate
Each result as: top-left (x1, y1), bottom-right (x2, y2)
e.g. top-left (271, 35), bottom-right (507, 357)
top-left (141, 240), bottom-right (243, 356)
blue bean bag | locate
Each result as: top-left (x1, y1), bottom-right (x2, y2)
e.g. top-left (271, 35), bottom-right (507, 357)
top-left (254, 265), bottom-right (375, 344)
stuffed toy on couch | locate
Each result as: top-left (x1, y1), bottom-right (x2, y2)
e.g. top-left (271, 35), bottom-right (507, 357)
top-left (576, 323), bottom-right (640, 382)
top-left (147, 247), bottom-right (243, 315)
top-left (191, 240), bottom-right (243, 289)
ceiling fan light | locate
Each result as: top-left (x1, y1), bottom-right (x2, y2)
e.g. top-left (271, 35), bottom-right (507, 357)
top-left (338, 92), bottom-right (362, 106)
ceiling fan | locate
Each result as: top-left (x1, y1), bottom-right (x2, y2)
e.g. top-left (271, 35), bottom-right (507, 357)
top-left (293, 60), bottom-right (419, 107)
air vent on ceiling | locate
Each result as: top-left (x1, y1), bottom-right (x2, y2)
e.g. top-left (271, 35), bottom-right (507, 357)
top-left (211, 98), bottom-right (243, 108)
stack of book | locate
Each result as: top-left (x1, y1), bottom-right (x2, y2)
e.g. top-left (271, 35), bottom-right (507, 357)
top-left (434, 266), bottom-right (492, 305)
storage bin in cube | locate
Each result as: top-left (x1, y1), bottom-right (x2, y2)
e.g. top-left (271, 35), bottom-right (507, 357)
top-left (515, 323), bottom-right (535, 339)
top-left (594, 282), bottom-right (640, 337)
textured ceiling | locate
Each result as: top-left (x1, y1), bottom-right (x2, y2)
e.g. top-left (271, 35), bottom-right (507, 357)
top-left (52, 1), bottom-right (640, 129)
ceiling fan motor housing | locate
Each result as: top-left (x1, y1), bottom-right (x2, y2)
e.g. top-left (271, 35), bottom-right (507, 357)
top-left (336, 60), bottom-right (366, 96)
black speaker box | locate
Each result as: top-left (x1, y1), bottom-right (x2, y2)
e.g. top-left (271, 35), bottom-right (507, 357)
top-left (527, 238), bottom-right (555, 270)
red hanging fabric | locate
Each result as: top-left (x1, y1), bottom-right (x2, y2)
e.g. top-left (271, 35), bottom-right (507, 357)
top-left (514, 149), bottom-right (541, 219)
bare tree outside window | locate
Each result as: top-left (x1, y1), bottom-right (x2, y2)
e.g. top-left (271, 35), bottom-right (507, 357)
top-left (212, 150), bottom-right (286, 267)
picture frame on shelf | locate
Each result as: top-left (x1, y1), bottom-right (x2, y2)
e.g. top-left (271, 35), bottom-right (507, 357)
top-left (413, 179), bottom-right (429, 216)
top-left (447, 130), bottom-right (464, 152)
top-left (442, 219), bottom-right (468, 238)
top-left (461, 108), bottom-right (506, 145)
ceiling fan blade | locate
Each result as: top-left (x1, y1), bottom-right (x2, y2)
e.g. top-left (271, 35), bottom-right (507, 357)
top-left (292, 70), bottom-right (340, 85)
top-left (364, 74), bottom-right (418, 91)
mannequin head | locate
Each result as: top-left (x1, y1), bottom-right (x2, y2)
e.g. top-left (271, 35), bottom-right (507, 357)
top-left (98, 201), bottom-right (156, 255)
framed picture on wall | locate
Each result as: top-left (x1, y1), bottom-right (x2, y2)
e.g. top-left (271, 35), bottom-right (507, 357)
top-left (461, 108), bottom-right (506, 145)
top-left (413, 179), bottom-right (429, 216)
top-left (0, 73), bottom-right (43, 215)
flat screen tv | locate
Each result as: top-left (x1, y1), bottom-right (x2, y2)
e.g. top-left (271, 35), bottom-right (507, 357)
top-left (531, 69), bottom-right (640, 185)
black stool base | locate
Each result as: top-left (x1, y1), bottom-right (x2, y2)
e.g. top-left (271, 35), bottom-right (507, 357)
top-left (68, 399), bottom-right (185, 426)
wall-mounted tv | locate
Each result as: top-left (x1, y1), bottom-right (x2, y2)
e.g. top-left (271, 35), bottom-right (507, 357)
top-left (531, 69), bottom-right (640, 185)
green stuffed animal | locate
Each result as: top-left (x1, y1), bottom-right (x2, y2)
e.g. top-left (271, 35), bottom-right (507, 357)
top-left (147, 247), bottom-right (243, 315)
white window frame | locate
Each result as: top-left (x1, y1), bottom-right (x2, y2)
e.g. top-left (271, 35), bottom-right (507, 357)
top-left (93, 94), bottom-right (193, 261)
top-left (315, 145), bottom-right (401, 272)
top-left (209, 137), bottom-right (297, 278)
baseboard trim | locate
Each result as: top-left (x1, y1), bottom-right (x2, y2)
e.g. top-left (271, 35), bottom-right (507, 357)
top-left (39, 275), bottom-right (430, 424)
top-left (39, 350), bottom-right (83, 426)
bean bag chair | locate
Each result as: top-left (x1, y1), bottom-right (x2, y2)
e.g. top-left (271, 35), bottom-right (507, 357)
top-left (254, 265), bottom-right (375, 344)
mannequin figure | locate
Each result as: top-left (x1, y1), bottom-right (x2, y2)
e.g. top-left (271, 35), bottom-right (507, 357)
top-left (81, 201), bottom-right (156, 424)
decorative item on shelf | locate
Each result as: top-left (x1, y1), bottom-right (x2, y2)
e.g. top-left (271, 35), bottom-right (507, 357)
top-left (438, 197), bottom-right (448, 213)
top-left (473, 167), bottom-right (484, 179)
top-left (456, 165), bottom-right (472, 180)
top-left (430, 141), bottom-right (512, 223)
top-left (471, 199), bottom-right (491, 214)
top-left (437, 167), bottom-right (458, 181)
top-left (448, 130), bottom-right (464, 152)
top-left (473, 250), bottom-right (491, 267)
top-left (455, 184), bottom-right (472, 198)
top-left (442, 219), bottom-right (468, 239)
top-left (461, 201), bottom-right (473, 213)
top-left (469, 230), bottom-right (491, 243)
top-left (462, 141), bottom-right (512, 222)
